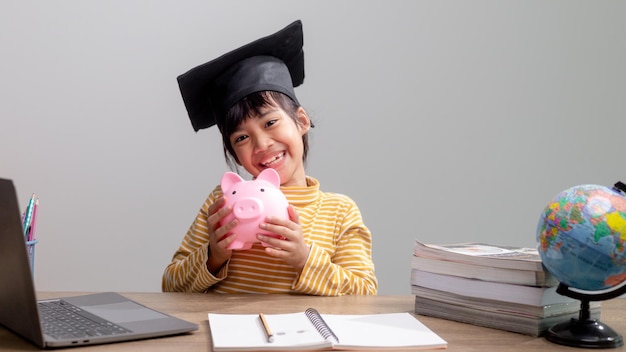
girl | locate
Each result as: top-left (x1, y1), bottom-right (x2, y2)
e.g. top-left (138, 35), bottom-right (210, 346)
top-left (162, 20), bottom-right (377, 295)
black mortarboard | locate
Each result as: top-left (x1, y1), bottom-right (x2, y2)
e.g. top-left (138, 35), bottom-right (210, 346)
top-left (177, 20), bottom-right (304, 132)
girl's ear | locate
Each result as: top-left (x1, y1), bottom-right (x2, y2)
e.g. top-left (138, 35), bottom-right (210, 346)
top-left (295, 107), bottom-right (311, 135)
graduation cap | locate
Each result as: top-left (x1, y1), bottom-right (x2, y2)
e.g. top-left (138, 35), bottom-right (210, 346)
top-left (177, 20), bottom-right (304, 132)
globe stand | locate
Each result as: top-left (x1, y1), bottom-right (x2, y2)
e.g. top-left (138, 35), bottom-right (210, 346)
top-left (546, 283), bottom-right (626, 348)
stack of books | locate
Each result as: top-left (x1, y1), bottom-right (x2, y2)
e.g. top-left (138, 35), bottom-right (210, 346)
top-left (411, 240), bottom-right (601, 336)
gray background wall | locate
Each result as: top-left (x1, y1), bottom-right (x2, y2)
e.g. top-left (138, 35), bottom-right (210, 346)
top-left (1, 1), bottom-right (624, 295)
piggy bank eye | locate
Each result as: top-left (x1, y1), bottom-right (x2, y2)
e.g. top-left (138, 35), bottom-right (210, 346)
top-left (231, 190), bottom-right (237, 195)
top-left (260, 188), bottom-right (265, 192)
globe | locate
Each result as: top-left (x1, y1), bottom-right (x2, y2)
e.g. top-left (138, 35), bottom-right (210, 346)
top-left (537, 184), bottom-right (626, 291)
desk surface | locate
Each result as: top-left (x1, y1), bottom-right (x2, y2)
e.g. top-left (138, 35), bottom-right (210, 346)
top-left (1, 292), bottom-right (625, 351)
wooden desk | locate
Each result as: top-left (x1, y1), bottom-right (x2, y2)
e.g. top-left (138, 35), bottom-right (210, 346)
top-left (1, 293), bottom-right (625, 351)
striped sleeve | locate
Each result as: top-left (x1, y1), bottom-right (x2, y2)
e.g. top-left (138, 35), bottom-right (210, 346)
top-left (162, 191), bottom-right (226, 292)
top-left (292, 194), bottom-right (378, 295)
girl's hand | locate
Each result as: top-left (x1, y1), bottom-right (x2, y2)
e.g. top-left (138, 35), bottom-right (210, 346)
top-left (257, 205), bottom-right (311, 272)
top-left (206, 196), bottom-right (236, 274)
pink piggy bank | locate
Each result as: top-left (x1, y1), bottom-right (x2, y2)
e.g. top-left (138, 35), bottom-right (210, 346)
top-left (220, 168), bottom-right (289, 250)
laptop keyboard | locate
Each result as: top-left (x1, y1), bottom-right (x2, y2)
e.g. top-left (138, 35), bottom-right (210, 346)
top-left (39, 300), bottom-right (132, 340)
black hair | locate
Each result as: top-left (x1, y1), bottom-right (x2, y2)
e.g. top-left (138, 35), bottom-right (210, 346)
top-left (217, 91), bottom-right (312, 171)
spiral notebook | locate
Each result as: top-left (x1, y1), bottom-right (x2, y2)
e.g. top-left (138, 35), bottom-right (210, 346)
top-left (207, 308), bottom-right (447, 351)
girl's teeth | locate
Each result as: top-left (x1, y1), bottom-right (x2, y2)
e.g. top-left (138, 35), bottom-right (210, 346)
top-left (263, 153), bottom-right (283, 166)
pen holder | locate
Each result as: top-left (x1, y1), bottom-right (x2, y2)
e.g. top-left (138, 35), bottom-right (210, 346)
top-left (26, 239), bottom-right (37, 274)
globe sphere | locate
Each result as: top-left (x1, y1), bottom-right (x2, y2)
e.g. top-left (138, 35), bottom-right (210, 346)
top-left (537, 184), bottom-right (626, 291)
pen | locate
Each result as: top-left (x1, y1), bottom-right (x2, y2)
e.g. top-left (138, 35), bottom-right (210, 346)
top-left (22, 194), bottom-right (36, 238)
top-left (258, 313), bottom-right (274, 343)
top-left (29, 198), bottom-right (39, 241)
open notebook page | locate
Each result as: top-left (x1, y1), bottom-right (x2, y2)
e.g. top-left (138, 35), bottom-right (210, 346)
top-left (323, 312), bottom-right (447, 350)
top-left (209, 312), bottom-right (332, 351)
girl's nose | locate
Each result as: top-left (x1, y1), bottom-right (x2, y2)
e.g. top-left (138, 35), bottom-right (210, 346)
top-left (253, 135), bottom-right (273, 152)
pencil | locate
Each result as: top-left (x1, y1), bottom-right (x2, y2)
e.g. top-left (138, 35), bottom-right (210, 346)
top-left (258, 313), bottom-right (274, 343)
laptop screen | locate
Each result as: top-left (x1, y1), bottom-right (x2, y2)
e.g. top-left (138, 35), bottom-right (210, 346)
top-left (0, 178), bottom-right (45, 347)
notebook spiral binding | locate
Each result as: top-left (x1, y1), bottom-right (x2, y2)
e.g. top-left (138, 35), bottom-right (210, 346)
top-left (304, 308), bottom-right (339, 343)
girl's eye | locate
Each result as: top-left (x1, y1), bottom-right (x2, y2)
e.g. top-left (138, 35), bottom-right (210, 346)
top-left (265, 119), bottom-right (277, 128)
top-left (233, 135), bottom-right (248, 144)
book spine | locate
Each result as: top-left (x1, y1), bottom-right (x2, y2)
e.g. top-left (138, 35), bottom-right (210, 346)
top-left (411, 256), bottom-right (551, 287)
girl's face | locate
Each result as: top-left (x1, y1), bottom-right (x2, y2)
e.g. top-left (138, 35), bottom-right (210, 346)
top-left (229, 103), bottom-right (311, 187)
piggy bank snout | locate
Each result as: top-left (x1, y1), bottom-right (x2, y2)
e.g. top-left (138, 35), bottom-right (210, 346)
top-left (232, 198), bottom-right (264, 220)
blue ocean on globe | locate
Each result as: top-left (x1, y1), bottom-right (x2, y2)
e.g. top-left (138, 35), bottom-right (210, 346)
top-left (537, 184), bottom-right (626, 291)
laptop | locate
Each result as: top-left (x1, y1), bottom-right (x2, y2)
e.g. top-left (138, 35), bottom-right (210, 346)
top-left (0, 178), bottom-right (199, 348)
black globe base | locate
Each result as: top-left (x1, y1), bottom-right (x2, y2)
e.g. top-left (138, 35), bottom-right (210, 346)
top-left (546, 283), bottom-right (626, 349)
top-left (546, 317), bottom-right (623, 349)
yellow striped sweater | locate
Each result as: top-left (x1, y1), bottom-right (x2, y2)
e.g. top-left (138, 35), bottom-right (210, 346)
top-left (162, 176), bottom-right (378, 295)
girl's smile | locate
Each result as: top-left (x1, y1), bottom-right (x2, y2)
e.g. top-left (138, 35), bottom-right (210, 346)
top-left (260, 151), bottom-right (285, 168)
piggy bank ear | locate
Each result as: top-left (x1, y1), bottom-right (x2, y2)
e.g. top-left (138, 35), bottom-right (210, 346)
top-left (221, 172), bottom-right (244, 193)
top-left (256, 168), bottom-right (281, 188)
